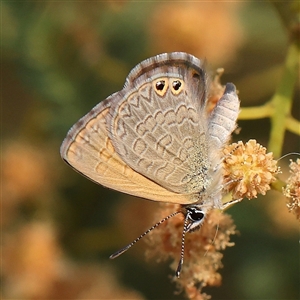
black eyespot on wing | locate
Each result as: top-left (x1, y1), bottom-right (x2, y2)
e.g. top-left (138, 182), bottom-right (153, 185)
top-left (172, 80), bottom-right (181, 91)
top-left (156, 80), bottom-right (165, 91)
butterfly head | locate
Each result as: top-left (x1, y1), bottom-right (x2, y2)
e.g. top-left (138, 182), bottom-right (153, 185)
top-left (182, 205), bottom-right (206, 232)
top-left (109, 203), bottom-right (208, 277)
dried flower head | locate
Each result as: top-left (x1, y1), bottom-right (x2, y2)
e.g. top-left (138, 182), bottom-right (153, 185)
top-left (223, 139), bottom-right (279, 199)
top-left (283, 159), bottom-right (300, 220)
top-left (145, 204), bottom-right (236, 299)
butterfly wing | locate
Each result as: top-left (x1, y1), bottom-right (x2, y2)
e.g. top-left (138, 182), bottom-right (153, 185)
top-left (60, 97), bottom-right (195, 205)
top-left (108, 53), bottom-right (211, 195)
top-left (61, 52), bottom-right (239, 206)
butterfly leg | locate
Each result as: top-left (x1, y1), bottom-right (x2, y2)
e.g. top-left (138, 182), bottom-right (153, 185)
top-left (222, 197), bottom-right (243, 210)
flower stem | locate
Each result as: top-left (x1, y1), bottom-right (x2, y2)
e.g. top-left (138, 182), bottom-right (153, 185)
top-left (268, 43), bottom-right (299, 157)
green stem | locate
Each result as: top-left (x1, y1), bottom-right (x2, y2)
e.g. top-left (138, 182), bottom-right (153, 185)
top-left (271, 178), bottom-right (286, 193)
top-left (239, 102), bottom-right (273, 120)
top-left (268, 43), bottom-right (299, 158)
top-left (285, 116), bottom-right (300, 136)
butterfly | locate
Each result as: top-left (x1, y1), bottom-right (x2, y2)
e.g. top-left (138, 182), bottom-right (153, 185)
top-left (60, 52), bottom-right (240, 276)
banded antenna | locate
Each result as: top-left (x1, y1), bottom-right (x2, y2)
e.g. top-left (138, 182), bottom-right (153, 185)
top-left (110, 211), bottom-right (180, 260)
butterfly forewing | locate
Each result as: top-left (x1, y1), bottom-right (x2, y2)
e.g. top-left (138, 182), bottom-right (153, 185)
top-left (60, 97), bottom-right (195, 205)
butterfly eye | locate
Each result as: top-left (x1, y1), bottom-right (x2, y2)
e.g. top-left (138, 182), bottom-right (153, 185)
top-left (190, 210), bottom-right (204, 222)
top-left (172, 80), bottom-right (182, 91)
top-left (185, 207), bottom-right (205, 233)
top-left (155, 80), bottom-right (166, 91)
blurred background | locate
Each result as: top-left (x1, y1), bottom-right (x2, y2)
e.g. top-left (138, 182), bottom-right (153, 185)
top-left (2, 1), bottom-right (299, 299)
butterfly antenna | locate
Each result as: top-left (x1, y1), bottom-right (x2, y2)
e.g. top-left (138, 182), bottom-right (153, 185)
top-left (109, 211), bottom-right (181, 260)
top-left (277, 152), bottom-right (300, 162)
top-left (175, 214), bottom-right (189, 278)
